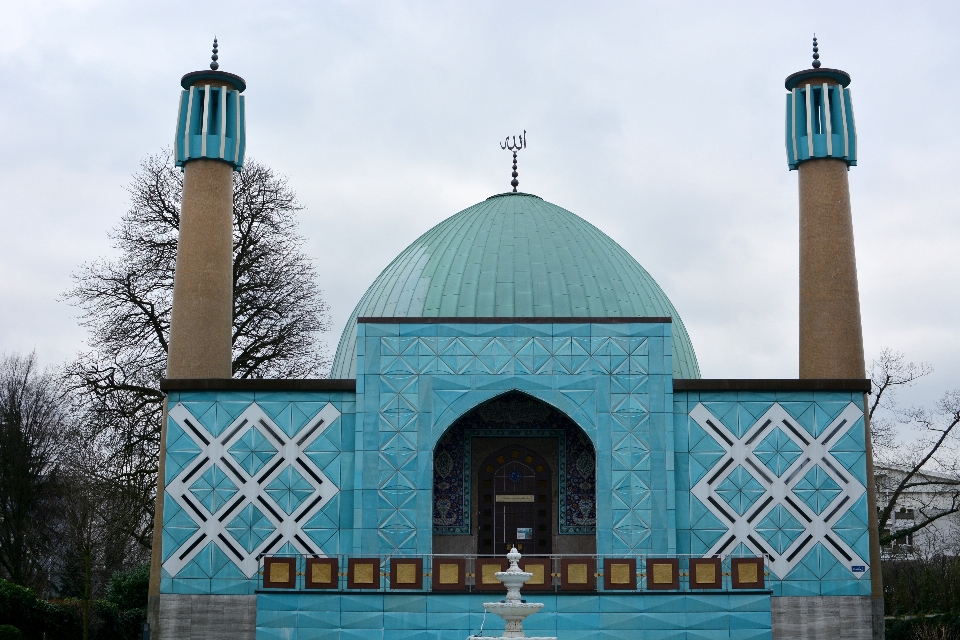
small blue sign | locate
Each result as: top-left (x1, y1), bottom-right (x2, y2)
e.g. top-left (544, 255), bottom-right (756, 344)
top-left (851, 565), bottom-right (866, 573)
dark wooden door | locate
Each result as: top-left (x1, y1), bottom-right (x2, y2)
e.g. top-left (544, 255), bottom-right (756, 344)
top-left (477, 445), bottom-right (552, 555)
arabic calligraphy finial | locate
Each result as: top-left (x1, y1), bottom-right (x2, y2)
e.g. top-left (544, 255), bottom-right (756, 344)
top-left (500, 130), bottom-right (527, 192)
top-left (211, 37), bottom-right (219, 71)
top-left (812, 34), bottom-right (820, 69)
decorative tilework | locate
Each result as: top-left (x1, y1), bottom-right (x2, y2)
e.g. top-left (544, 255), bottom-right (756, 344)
top-left (265, 465), bottom-right (316, 515)
top-left (754, 427), bottom-right (802, 477)
top-left (431, 393), bottom-right (596, 535)
top-left (689, 400), bottom-right (868, 580)
top-left (228, 425), bottom-right (278, 476)
top-left (715, 466), bottom-right (766, 515)
top-left (755, 505), bottom-right (805, 555)
top-left (162, 400), bottom-right (341, 578)
top-left (793, 465), bottom-right (842, 515)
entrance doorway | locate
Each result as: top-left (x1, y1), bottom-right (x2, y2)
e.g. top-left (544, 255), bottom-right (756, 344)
top-left (477, 445), bottom-right (552, 555)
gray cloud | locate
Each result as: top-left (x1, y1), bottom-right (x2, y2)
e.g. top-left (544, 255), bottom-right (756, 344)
top-left (1, 1), bottom-right (958, 410)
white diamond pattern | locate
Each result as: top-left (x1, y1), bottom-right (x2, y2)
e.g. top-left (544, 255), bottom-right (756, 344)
top-left (162, 401), bottom-right (340, 578)
top-left (690, 401), bottom-right (868, 579)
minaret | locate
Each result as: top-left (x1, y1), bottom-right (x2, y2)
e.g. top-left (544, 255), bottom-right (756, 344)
top-left (785, 38), bottom-right (884, 637)
top-left (147, 40), bottom-right (246, 638)
top-left (167, 37), bottom-right (246, 378)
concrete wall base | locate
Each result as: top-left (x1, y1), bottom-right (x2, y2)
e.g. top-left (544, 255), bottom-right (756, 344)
top-left (156, 594), bottom-right (256, 640)
top-left (772, 596), bottom-right (874, 640)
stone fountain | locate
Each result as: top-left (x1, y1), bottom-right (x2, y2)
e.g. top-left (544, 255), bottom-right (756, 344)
top-left (467, 547), bottom-right (556, 640)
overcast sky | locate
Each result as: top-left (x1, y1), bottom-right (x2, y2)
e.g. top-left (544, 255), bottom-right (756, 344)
top-left (1, 1), bottom-right (958, 410)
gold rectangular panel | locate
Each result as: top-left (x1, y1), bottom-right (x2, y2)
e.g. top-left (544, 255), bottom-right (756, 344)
top-left (354, 562), bottom-right (375, 584)
top-left (694, 563), bottom-right (716, 585)
top-left (312, 563), bottom-right (331, 584)
top-left (567, 563), bottom-right (588, 585)
top-left (652, 563), bottom-right (674, 584)
top-left (396, 563), bottom-right (417, 584)
top-left (610, 563), bottom-right (631, 585)
top-left (438, 563), bottom-right (459, 584)
top-left (496, 494), bottom-right (535, 502)
top-left (527, 564), bottom-right (545, 585)
top-left (269, 562), bottom-right (290, 584)
top-left (481, 564), bottom-right (500, 584)
top-left (738, 562), bottom-right (759, 585)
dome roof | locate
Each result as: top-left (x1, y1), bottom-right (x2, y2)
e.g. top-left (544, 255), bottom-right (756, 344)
top-left (330, 193), bottom-right (700, 379)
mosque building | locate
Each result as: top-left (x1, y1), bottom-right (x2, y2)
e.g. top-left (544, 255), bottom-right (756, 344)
top-left (147, 37), bottom-right (883, 640)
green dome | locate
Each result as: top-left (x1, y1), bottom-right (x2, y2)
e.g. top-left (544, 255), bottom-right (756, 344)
top-left (330, 193), bottom-right (700, 379)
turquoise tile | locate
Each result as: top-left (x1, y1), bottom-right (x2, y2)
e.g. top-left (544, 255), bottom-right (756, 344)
top-left (383, 630), bottom-right (430, 640)
top-left (638, 630), bottom-right (686, 640)
top-left (426, 612), bottom-right (471, 629)
top-left (383, 612), bottom-right (426, 628)
top-left (339, 594), bottom-right (384, 611)
top-left (426, 596), bottom-right (473, 613)
top-left (298, 629), bottom-right (340, 640)
top-left (557, 612), bottom-right (600, 636)
top-left (729, 611), bottom-right (772, 629)
top-left (599, 611), bottom-right (644, 629)
top-left (686, 611), bottom-right (732, 630)
top-left (255, 628), bottom-right (298, 640)
top-left (256, 608), bottom-right (299, 628)
top-left (555, 595), bottom-right (599, 612)
top-left (340, 610), bottom-right (384, 629)
top-left (298, 610), bottom-right (341, 629)
top-left (340, 630), bottom-right (383, 640)
top-left (729, 630), bottom-right (772, 640)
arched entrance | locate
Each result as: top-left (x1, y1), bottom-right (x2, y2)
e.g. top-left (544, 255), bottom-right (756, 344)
top-left (477, 445), bottom-right (552, 555)
top-left (432, 391), bottom-right (596, 556)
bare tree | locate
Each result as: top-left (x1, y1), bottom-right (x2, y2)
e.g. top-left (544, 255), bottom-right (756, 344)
top-left (869, 348), bottom-right (960, 548)
top-left (64, 150), bottom-right (331, 548)
top-left (0, 351), bottom-right (67, 590)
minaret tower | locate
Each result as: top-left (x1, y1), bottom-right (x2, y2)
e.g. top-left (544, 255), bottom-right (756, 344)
top-left (786, 36), bottom-right (863, 379)
top-left (148, 40), bottom-right (246, 638)
top-left (167, 38), bottom-right (246, 378)
top-left (785, 38), bottom-right (884, 638)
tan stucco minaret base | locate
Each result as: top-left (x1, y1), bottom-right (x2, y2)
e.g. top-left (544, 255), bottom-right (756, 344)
top-left (166, 156), bottom-right (235, 379)
top-left (786, 40), bottom-right (885, 639)
top-left (147, 39), bottom-right (247, 639)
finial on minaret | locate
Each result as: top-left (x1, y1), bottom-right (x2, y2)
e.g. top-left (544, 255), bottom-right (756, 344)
top-left (210, 37), bottom-right (219, 71)
top-left (500, 130), bottom-right (526, 192)
top-left (812, 34), bottom-right (821, 69)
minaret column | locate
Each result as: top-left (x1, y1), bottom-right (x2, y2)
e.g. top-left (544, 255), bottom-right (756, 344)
top-left (798, 155), bottom-right (864, 378)
top-left (784, 39), bottom-right (884, 640)
top-left (147, 40), bottom-right (247, 639)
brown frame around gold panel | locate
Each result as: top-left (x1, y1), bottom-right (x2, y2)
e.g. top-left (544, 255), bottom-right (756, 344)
top-left (263, 557), bottom-right (297, 589)
top-left (645, 558), bottom-right (680, 590)
top-left (432, 558), bottom-right (467, 591)
top-left (474, 558), bottom-right (507, 591)
top-left (519, 557), bottom-right (552, 591)
top-left (347, 558), bottom-right (381, 590)
top-left (688, 558), bottom-right (722, 590)
top-left (731, 557), bottom-right (765, 589)
top-left (304, 558), bottom-right (338, 589)
top-left (602, 558), bottom-right (636, 591)
top-left (560, 557), bottom-right (596, 591)
top-left (389, 558), bottom-right (423, 590)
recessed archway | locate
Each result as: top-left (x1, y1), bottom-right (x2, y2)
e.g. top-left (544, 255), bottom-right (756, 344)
top-left (432, 391), bottom-right (596, 556)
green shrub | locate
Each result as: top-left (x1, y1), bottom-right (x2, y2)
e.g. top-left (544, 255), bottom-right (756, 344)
top-left (886, 615), bottom-right (960, 640)
top-left (105, 565), bottom-right (149, 612)
top-left (0, 581), bottom-right (83, 640)
top-left (0, 625), bottom-right (22, 640)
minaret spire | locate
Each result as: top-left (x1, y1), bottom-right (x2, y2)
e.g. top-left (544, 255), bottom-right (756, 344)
top-left (500, 130), bottom-right (527, 192)
top-left (210, 37), bottom-right (219, 70)
top-left (812, 34), bottom-right (821, 68)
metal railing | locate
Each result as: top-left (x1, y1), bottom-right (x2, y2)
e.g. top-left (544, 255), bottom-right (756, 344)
top-left (256, 553), bottom-right (771, 593)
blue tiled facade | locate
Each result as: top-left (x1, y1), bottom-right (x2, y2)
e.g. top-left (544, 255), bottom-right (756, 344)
top-left (256, 592), bottom-right (773, 640)
top-left (160, 321), bottom-right (869, 638)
